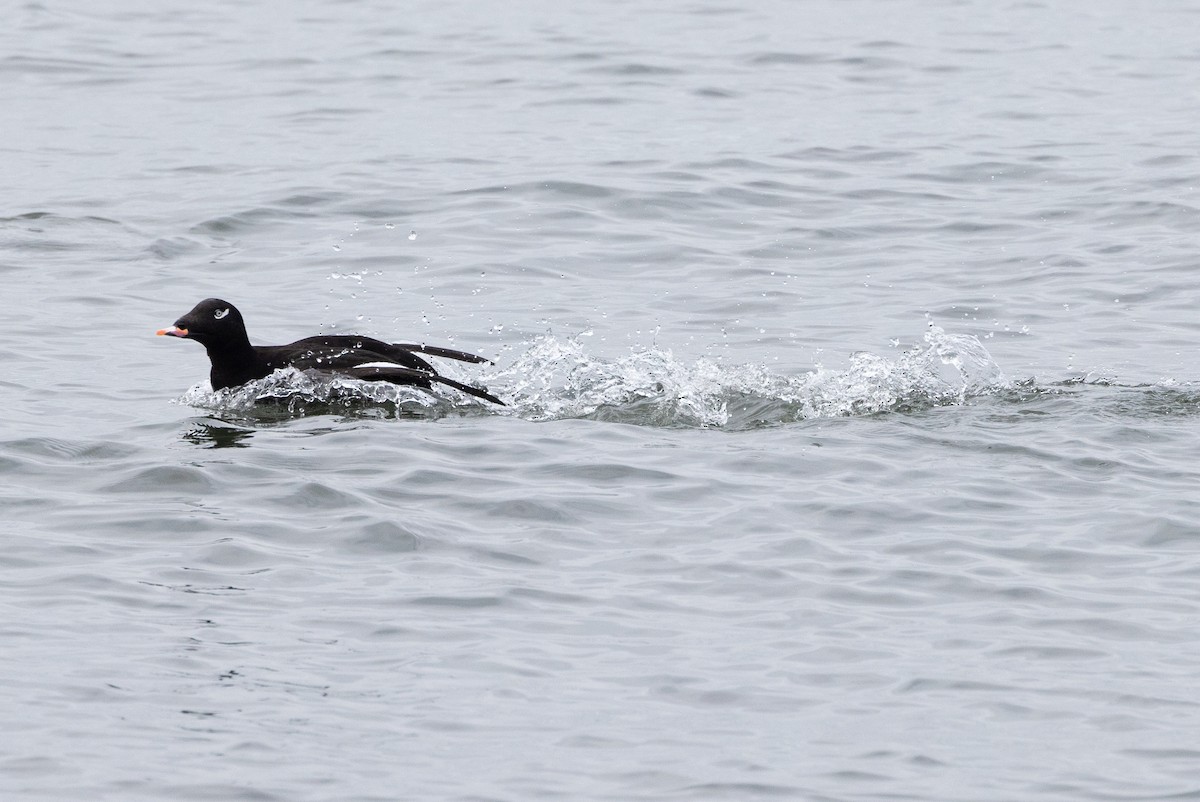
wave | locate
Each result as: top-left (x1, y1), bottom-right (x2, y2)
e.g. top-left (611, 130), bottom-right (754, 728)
top-left (492, 324), bottom-right (1008, 428)
top-left (173, 325), bottom-right (1010, 429)
top-left (175, 368), bottom-right (453, 421)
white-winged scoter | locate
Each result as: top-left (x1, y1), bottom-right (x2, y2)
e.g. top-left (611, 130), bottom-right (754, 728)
top-left (157, 298), bottom-right (503, 405)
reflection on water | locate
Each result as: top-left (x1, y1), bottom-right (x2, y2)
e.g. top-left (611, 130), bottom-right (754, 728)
top-left (180, 419), bottom-right (256, 449)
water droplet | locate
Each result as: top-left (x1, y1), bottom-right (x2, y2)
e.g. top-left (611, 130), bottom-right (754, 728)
top-left (408, 231), bottom-right (417, 240)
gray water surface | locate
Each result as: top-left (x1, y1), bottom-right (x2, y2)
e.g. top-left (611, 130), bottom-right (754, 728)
top-left (4, 2), bottom-right (1200, 800)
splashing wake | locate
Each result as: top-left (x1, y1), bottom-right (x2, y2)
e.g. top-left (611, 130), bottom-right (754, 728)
top-left (491, 325), bottom-right (1008, 428)
top-left (173, 325), bottom-right (1008, 428)
top-left (175, 367), bottom-right (449, 418)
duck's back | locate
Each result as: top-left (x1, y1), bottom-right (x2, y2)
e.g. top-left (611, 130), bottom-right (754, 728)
top-left (256, 336), bottom-right (435, 373)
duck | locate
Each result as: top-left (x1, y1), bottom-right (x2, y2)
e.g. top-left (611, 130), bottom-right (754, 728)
top-left (157, 298), bottom-right (503, 405)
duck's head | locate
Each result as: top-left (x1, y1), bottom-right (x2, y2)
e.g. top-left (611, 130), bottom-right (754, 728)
top-left (157, 298), bottom-right (248, 349)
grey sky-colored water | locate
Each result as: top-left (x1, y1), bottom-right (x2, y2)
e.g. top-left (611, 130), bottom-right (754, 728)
top-left (4, 2), bottom-right (1200, 800)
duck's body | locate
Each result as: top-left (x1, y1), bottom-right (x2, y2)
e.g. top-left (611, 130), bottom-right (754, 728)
top-left (158, 298), bottom-right (503, 405)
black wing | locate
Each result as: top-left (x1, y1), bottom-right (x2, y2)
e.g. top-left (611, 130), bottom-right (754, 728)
top-left (261, 336), bottom-right (435, 372)
top-left (269, 336), bottom-right (494, 369)
top-left (255, 336), bottom-right (504, 405)
top-left (348, 365), bottom-right (505, 406)
top-left (390, 343), bottom-right (493, 364)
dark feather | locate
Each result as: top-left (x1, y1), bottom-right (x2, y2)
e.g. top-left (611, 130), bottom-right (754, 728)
top-left (159, 298), bottom-right (504, 404)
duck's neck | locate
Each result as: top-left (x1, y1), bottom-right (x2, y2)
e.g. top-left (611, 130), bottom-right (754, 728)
top-left (205, 338), bottom-right (267, 390)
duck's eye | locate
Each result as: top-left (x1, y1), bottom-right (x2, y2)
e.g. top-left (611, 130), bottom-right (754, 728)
top-left (214, 308), bottom-right (230, 320)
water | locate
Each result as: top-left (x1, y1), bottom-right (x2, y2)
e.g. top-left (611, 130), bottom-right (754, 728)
top-left (4, 1), bottom-right (1200, 799)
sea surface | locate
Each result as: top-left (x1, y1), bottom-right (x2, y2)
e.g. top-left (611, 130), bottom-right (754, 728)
top-left (4, 1), bottom-right (1200, 800)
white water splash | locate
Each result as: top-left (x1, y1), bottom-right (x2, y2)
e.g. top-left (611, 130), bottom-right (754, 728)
top-left (488, 324), bottom-right (1009, 427)
top-left (175, 367), bottom-right (443, 415)
top-left (171, 326), bottom-right (1008, 427)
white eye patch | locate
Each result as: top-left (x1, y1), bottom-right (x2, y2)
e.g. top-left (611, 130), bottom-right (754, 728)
top-left (214, 308), bottom-right (230, 320)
